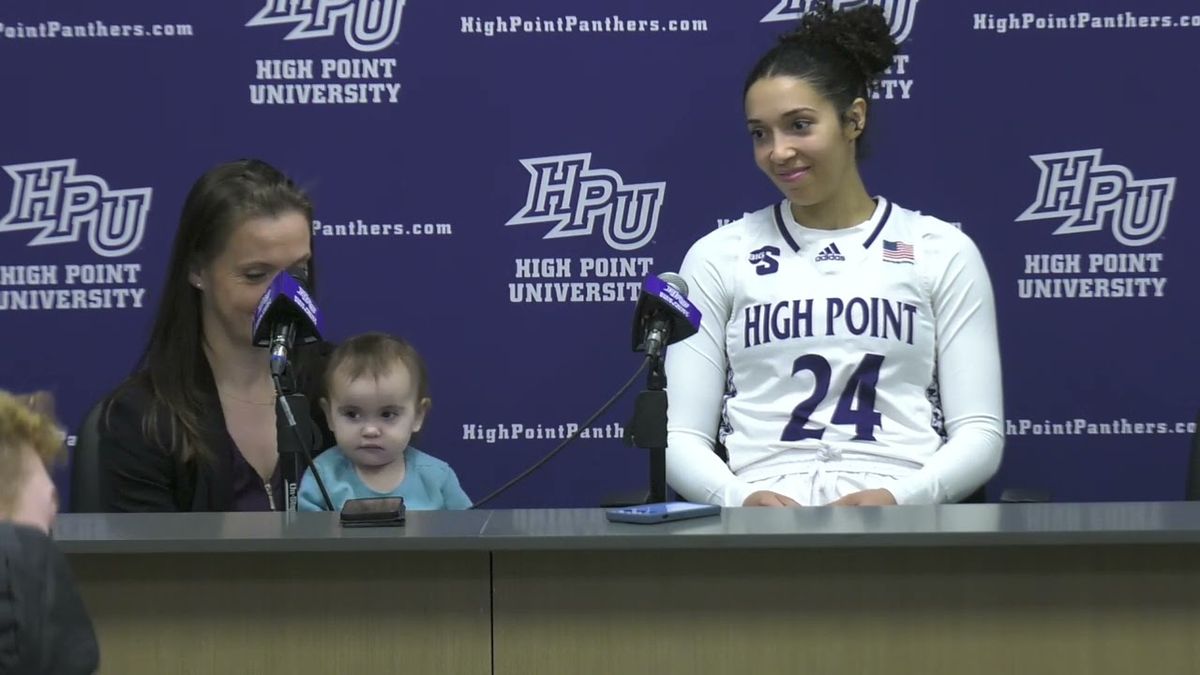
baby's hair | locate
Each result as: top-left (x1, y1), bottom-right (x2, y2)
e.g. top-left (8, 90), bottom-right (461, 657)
top-left (324, 332), bottom-right (430, 403)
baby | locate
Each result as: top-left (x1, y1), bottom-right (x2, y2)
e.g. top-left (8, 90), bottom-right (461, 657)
top-left (298, 333), bottom-right (470, 511)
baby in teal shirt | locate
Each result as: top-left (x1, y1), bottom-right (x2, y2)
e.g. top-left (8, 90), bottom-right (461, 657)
top-left (298, 332), bottom-right (471, 511)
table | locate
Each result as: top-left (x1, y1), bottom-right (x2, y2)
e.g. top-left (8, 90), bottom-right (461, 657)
top-left (55, 503), bottom-right (1200, 674)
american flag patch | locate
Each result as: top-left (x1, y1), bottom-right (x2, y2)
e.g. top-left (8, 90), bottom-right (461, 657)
top-left (882, 240), bottom-right (914, 263)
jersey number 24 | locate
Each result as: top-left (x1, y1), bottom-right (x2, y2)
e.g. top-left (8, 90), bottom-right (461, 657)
top-left (780, 354), bottom-right (883, 442)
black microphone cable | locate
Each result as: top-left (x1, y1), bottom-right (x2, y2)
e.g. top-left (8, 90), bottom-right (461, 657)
top-left (469, 356), bottom-right (651, 510)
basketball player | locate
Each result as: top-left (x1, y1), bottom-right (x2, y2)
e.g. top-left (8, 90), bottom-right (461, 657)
top-left (665, 2), bottom-right (1003, 507)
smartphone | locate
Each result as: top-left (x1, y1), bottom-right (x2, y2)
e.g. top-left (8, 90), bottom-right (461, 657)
top-left (340, 496), bottom-right (406, 528)
top-left (605, 501), bottom-right (720, 525)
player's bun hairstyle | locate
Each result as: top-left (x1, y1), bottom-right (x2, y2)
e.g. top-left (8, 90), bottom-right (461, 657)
top-left (745, 1), bottom-right (899, 155)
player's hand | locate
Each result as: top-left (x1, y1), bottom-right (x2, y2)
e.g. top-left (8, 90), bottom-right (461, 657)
top-left (742, 490), bottom-right (801, 507)
top-left (829, 489), bottom-right (897, 506)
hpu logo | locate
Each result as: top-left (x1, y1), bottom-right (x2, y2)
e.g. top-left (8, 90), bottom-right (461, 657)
top-left (1016, 149), bottom-right (1175, 248)
top-left (749, 245), bottom-right (781, 275)
top-left (247, 0), bottom-right (406, 53)
top-left (763, 0), bottom-right (920, 43)
top-left (506, 153), bottom-right (666, 252)
top-left (0, 159), bottom-right (151, 258)
top-left (815, 243), bottom-right (845, 262)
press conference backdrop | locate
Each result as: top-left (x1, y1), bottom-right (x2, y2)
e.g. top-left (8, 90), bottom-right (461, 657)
top-left (0, 1), bottom-right (1195, 508)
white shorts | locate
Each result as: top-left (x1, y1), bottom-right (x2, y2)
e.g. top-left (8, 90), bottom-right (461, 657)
top-left (737, 443), bottom-right (915, 505)
top-left (753, 470), bottom-right (901, 506)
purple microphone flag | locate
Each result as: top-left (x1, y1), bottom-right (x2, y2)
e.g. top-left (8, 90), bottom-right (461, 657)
top-left (643, 275), bottom-right (701, 331)
top-left (252, 271), bottom-right (322, 346)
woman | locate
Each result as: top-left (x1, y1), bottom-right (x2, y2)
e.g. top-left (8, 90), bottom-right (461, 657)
top-left (665, 2), bottom-right (1003, 507)
top-left (97, 159), bottom-right (333, 511)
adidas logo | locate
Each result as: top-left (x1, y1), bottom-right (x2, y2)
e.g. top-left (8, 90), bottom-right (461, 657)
top-left (814, 242), bottom-right (845, 262)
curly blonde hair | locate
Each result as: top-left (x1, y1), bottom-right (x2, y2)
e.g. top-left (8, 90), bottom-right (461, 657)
top-left (0, 390), bottom-right (65, 518)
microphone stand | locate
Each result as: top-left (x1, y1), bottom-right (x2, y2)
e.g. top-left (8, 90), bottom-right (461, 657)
top-left (624, 353), bottom-right (669, 504)
top-left (272, 369), bottom-right (307, 513)
top-left (272, 361), bottom-right (336, 512)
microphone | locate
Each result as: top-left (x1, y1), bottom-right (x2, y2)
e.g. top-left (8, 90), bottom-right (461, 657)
top-left (252, 270), bottom-right (322, 377)
top-left (631, 272), bottom-right (701, 360)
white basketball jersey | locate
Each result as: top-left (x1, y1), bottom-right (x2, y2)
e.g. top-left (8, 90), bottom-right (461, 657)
top-left (682, 198), bottom-right (977, 484)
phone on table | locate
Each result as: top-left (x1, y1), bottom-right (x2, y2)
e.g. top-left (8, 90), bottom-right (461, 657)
top-left (340, 497), bottom-right (406, 528)
top-left (605, 501), bottom-right (720, 525)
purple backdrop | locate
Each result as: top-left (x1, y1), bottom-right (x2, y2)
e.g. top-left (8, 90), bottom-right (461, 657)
top-left (1, 0), bottom-right (1197, 508)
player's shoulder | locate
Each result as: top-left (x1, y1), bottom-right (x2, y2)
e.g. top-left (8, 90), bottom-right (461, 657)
top-left (684, 203), bottom-right (778, 263)
top-left (887, 200), bottom-right (979, 254)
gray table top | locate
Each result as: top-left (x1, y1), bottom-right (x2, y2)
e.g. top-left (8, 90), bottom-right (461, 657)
top-left (50, 502), bottom-right (1200, 554)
